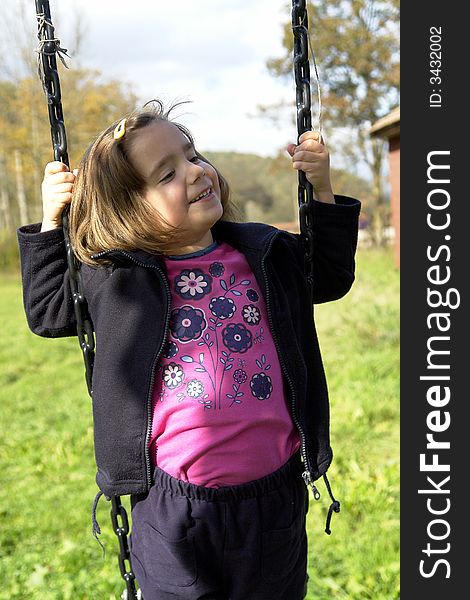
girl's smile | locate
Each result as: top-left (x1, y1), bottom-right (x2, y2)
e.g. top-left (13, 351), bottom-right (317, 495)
top-left (190, 187), bottom-right (216, 204)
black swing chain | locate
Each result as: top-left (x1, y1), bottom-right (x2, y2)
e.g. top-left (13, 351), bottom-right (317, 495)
top-left (34, 3), bottom-right (139, 599)
top-left (292, 0), bottom-right (316, 303)
top-left (34, 0), bottom-right (95, 397)
top-left (292, 2), bottom-right (341, 534)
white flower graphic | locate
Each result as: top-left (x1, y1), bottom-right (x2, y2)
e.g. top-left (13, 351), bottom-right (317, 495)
top-left (242, 304), bottom-right (261, 325)
top-left (163, 362), bottom-right (184, 389)
top-left (186, 379), bottom-right (204, 398)
top-left (177, 272), bottom-right (208, 296)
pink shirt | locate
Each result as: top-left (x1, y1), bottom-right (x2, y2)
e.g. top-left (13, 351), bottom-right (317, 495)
top-left (148, 238), bottom-right (300, 487)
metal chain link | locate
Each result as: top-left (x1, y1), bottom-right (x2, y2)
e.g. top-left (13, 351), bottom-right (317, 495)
top-left (110, 497), bottom-right (140, 600)
top-left (34, 3), bottom-right (139, 598)
top-left (35, 0), bottom-right (95, 395)
top-left (292, 0), bottom-right (316, 302)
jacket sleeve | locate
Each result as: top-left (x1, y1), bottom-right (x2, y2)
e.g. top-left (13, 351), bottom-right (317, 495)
top-left (16, 223), bottom-right (78, 337)
top-left (294, 195), bottom-right (361, 304)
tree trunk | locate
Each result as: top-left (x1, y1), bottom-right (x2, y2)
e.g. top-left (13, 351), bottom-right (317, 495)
top-left (15, 149), bottom-right (29, 225)
top-left (0, 153), bottom-right (12, 230)
top-left (31, 108), bottom-right (42, 209)
top-left (359, 133), bottom-right (389, 247)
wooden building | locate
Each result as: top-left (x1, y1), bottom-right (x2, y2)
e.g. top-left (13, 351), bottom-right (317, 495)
top-left (370, 106), bottom-right (400, 266)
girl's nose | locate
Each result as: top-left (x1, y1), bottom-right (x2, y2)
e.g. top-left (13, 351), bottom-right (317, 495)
top-left (189, 161), bottom-right (206, 183)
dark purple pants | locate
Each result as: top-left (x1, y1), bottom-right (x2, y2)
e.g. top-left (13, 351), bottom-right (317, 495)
top-left (129, 451), bottom-right (309, 600)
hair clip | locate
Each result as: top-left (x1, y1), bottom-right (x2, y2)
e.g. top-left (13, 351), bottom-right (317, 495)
top-left (113, 118), bottom-right (127, 140)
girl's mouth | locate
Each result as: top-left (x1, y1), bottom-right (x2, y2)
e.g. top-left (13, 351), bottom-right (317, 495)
top-left (190, 187), bottom-right (213, 204)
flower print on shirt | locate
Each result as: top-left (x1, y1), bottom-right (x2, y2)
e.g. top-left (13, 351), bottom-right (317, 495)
top-left (160, 252), bottom-right (275, 411)
top-left (250, 354), bottom-right (273, 400)
top-left (163, 340), bottom-right (179, 359)
top-left (222, 323), bottom-right (252, 353)
top-left (242, 304), bottom-right (261, 326)
top-left (175, 268), bottom-right (212, 300)
top-left (180, 352), bottom-right (214, 409)
top-left (246, 288), bottom-right (259, 302)
top-left (170, 305), bottom-right (207, 342)
top-left (253, 327), bottom-right (265, 345)
top-left (244, 291), bottom-right (263, 339)
top-left (163, 362), bottom-right (185, 389)
top-left (189, 381), bottom-right (211, 409)
top-left (170, 262), bottom-right (253, 409)
top-left (209, 296), bottom-right (236, 320)
top-left (209, 261), bottom-right (224, 277)
top-left (227, 359), bottom-right (248, 406)
top-left (186, 379), bottom-right (205, 398)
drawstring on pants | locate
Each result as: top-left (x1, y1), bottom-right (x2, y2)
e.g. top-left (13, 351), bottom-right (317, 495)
top-left (322, 473), bottom-right (341, 535)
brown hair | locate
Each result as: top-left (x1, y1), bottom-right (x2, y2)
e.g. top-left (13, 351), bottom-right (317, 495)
top-left (69, 99), bottom-right (242, 266)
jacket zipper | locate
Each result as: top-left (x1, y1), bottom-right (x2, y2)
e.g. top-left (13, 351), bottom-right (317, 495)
top-left (92, 249), bottom-right (172, 490)
top-left (261, 233), bottom-right (321, 501)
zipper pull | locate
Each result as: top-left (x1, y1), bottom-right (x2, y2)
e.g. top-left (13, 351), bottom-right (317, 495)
top-left (302, 470), bottom-right (321, 500)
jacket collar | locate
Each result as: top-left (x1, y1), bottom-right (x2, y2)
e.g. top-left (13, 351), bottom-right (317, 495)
top-left (212, 219), bottom-right (279, 251)
top-left (92, 220), bottom-right (282, 266)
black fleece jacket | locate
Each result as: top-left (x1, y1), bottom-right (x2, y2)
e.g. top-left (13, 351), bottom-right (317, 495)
top-left (17, 195), bottom-right (360, 499)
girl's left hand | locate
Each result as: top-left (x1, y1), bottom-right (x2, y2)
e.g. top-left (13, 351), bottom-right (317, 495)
top-left (287, 131), bottom-right (334, 202)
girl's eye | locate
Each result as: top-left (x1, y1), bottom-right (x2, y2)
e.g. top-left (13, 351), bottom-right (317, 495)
top-left (190, 156), bottom-right (200, 163)
top-left (160, 170), bottom-right (175, 183)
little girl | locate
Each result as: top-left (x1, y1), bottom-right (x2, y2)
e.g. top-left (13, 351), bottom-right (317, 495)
top-left (17, 100), bottom-right (360, 600)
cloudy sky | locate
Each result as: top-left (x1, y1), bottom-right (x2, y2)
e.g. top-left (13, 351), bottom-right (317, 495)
top-left (34, 0), bottom-right (302, 157)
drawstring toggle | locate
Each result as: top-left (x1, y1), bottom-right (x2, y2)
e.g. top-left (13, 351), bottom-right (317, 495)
top-left (322, 473), bottom-right (341, 535)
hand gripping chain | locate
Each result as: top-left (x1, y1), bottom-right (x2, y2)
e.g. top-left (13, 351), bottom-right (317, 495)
top-left (292, 0), bottom-right (316, 302)
top-left (34, 2), bottom-right (139, 598)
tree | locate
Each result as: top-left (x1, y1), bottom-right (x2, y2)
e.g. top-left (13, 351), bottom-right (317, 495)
top-left (0, 3), bottom-right (139, 228)
top-left (205, 150), bottom-right (373, 226)
top-left (264, 0), bottom-right (399, 244)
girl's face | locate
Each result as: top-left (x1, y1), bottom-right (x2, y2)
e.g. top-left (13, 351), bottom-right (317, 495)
top-left (128, 121), bottom-right (223, 253)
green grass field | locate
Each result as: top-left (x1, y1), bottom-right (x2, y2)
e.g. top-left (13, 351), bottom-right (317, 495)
top-left (0, 246), bottom-right (399, 599)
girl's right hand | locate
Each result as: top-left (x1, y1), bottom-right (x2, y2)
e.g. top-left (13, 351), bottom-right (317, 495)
top-left (41, 162), bottom-right (78, 232)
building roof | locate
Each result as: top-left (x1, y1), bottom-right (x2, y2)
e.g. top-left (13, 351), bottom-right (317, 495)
top-left (370, 106), bottom-right (400, 139)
